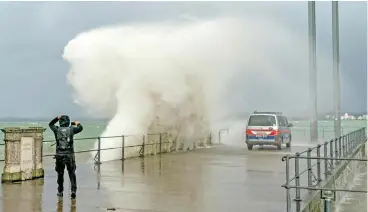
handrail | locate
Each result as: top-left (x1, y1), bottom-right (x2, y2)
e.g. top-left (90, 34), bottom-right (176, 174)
top-left (0, 129), bottom-right (230, 163)
top-left (0, 125), bottom-right (360, 146)
top-left (281, 127), bottom-right (367, 212)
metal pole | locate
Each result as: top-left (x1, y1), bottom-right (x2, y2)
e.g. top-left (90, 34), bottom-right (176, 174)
top-left (122, 135), bottom-right (125, 160)
top-left (159, 133), bottom-right (162, 154)
top-left (347, 133), bottom-right (351, 153)
top-left (309, 1), bottom-right (318, 142)
top-left (142, 135), bottom-right (145, 157)
top-left (330, 140), bottom-right (334, 168)
top-left (323, 190), bottom-right (334, 212)
top-left (338, 137), bottom-right (342, 158)
top-left (98, 137), bottom-right (101, 164)
top-left (96, 137), bottom-right (101, 171)
top-left (332, 1), bottom-right (341, 138)
top-left (316, 145), bottom-right (322, 183)
top-left (285, 156), bottom-right (291, 212)
top-left (324, 142), bottom-right (329, 176)
top-left (294, 153), bottom-right (301, 212)
top-left (307, 149), bottom-right (313, 187)
top-left (342, 135), bottom-right (346, 157)
top-left (334, 138), bottom-right (338, 163)
top-left (218, 130), bottom-right (221, 144)
top-left (208, 132), bottom-right (212, 145)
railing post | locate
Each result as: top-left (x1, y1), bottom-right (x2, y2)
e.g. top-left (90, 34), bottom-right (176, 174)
top-left (352, 131), bottom-right (355, 150)
top-left (347, 133), bottom-right (351, 154)
top-left (338, 136), bottom-right (342, 159)
top-left (324, 142), bottom-right (329, 176)
top-left (362, 128), bottom-right (367, 157)
top-left (159, 133), bottom-right (162, 154)
top-left (351, 132), bottom-right (356, 149)
top-left (342, 135), bottom-right (346, 157)
top-left (322, 190), bottom-right (334, 212)
top-left (353, 131), bottom-right (355, 148)
top-left (208, 132), bottom-right (212, 145)
top-left (316, 145), bottom-right (322, 183)
top-left (351, 132), bottom-right (354, 151)
top-left (346, 133), bottom-right (351, 155)
top-left (307, 148), bottom-right (313, 187)
top-left (356, 130), bottom-right (359, 145)
top-left (142, 135), bottom-right (145, 157)
top-left (121, 135), bottom-right (125, 160)
top-left (329, 140), bottom-right (334, 169)
top-left (334, 138), bottom-right (338, 163)
top-left (294, 153), bottom-right (301, 212)
top-left (285, 156), bottom-right (291, 212)
top-left (356, 129), bottom-right (360, 144)
top-left (96, 137), bottom-right (101, 165)
top-left (218, 130), bottom-right (221, 144)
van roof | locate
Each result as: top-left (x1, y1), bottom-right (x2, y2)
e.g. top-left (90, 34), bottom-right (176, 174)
top-left (252, 111), bottom-right (283, 115)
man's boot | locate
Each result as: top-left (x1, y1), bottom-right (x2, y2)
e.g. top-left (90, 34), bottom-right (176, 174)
top-left (57, 191), bottom-right (63, 197)
top-left (57, 185), bottom-right (64, 197)
top-left (71, 191), bottom-right (76, 199)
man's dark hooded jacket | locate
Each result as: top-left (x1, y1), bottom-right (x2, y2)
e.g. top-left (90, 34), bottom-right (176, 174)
top-left (49, 115), bottom-right (83, 197)
top-left (49, 115), bottom-right (83, 155)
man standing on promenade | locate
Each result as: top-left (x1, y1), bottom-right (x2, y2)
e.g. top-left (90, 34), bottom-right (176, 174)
top-left (49, 115), bottom-right (83, 199)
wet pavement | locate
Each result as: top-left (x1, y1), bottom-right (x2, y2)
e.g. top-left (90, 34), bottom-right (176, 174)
top-left (0, 143), bottom-right (317, 212)
top-left (338, 166), bottom-right (367, 212)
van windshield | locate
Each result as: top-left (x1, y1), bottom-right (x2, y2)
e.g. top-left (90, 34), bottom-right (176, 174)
top-left (248, 115), bottom-right (276, 126)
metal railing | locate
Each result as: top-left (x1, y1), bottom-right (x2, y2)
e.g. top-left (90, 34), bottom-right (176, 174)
top-left (0, 129), bottom-right (230, 165)
top-left (281, 127), bottom-right (367, 212)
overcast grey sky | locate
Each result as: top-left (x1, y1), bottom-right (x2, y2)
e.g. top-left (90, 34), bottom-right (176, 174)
top-left (0, 1), bottom-right (366, 118)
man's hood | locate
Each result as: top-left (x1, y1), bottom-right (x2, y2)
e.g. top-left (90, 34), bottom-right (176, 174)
top-left (59, 115), bottom-right (70, 127)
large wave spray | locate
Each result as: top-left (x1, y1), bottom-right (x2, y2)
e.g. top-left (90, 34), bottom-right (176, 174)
top-left (63, 16), bottom-right (333, 161)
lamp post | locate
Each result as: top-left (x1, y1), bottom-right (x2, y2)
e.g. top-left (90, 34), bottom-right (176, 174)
top-left (332, 1), bottom-right (341, 138)
top-left (308, 1), bottom-right (318, 142)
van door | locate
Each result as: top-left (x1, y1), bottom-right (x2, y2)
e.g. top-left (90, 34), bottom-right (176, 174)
top-left (277, 116), bottom-right (286, 143)
top-left (280, 116), bottom-right (290, 143)
top-left (283, 116), bottom-right (291, 143)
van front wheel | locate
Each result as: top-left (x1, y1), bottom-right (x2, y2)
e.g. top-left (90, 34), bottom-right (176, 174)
top-left (286, 135), bottom-right (292, 148)
top-left (277, 139), bottom-right (282, 150)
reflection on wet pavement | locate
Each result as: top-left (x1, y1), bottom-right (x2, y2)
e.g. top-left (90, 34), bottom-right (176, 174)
top-left (56, 199), bottom-right (77, 212)
top-left (0, 146), bottom-right (309, 212)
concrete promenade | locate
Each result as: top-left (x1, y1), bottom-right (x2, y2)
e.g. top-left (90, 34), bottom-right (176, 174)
top-left (0, 143), bottom-right (314, 212)
top-left (338, 165), bottom-right (367, 212)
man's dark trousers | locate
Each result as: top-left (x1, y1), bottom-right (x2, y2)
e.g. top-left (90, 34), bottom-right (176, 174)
top-left (55, 154), bottom-right (77, 193)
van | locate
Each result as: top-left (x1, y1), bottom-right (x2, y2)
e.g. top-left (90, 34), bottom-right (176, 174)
top-left (245, 112), bottom-right (292, 150)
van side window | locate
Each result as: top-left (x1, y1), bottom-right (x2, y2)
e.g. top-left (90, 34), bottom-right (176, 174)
top-left (278, 116), bottom-right (286, 126)
top-left (283, 116), bottom-right (289, 126)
